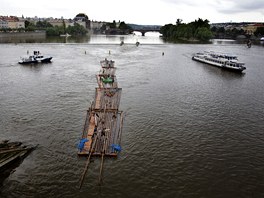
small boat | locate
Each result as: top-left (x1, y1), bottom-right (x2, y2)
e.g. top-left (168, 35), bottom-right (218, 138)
top-left (60, 33), bottom-right (71, 37)
top-left (19, 51), bottom-right (52, 64)
top-left (192, 51), bottom-right (246, 72)
top-left (260, 37), bottom-right (264, 41)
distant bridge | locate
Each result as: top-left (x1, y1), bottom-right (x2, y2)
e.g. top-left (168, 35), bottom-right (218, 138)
top-left (131, 26), bottom-right (161, 36)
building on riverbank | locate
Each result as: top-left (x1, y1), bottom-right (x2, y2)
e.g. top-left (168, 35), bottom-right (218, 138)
top-left (0, 16), bottom-right (25, 29)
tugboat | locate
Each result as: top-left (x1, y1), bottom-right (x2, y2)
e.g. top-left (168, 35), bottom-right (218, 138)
top-left (18, 51), bottom-right (52, 64)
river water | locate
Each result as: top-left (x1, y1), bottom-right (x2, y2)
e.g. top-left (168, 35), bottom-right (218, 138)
top-left (0, 34), bottom-right (264, 198)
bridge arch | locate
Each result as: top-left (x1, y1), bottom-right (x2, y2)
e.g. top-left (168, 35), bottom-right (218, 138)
top-left (132, 28), bottom-right (161, 36)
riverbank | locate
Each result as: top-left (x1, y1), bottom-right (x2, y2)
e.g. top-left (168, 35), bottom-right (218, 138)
top-left (0, 31), bottom-right (46, 43)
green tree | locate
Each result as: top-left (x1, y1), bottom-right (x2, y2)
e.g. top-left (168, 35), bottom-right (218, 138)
top-left (112, 20), bottom-right (116, 28)
top-left (254, 27), bottom-right (264, 37)
top-left (25, 20), bottom-right (31, 28)
top-left (66, 23), bottom-right (88, 36)
top-left (46, 25), bottom-right (64, 36)
top-left (176, 18), bottom-right (183, 26)
top-left (62, 19), bottom-right (66, 34)
top-left (161, 18), bottom-right (212, 42)
top-left (36, 20), bottom-right (52, 29)
top-left (119, 21), bottom-right (130, 30)
top-left (195, 27), bottom-right (213, 41)
top-left (25, 22), bottom-right (36, 31)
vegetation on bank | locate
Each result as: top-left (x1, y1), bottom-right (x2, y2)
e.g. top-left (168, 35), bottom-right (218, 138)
top-left (211, 26), bottom-right (245, 39)
top-left (254, 27), bottom-right (264, 37)
top-left (211, 26), bottom-right (264, 40)
top-left (28, 20), bottom-right (87, 36)
top-left (160, 18), bottom-right (213, 42)
top-left (46, 23), bottom-right (88, 36)
top-left (98, 20), bottom-right (133, 35)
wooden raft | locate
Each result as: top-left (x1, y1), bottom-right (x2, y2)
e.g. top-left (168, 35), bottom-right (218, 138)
top-left (78, 59), bottom-right (123, 157)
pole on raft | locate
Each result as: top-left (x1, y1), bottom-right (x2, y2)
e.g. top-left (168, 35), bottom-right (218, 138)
top-left (79, 135), bottom-right (98, 189)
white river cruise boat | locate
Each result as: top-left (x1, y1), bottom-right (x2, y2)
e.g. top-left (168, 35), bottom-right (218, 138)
top-left (192, 51), bottom-right (246, 72)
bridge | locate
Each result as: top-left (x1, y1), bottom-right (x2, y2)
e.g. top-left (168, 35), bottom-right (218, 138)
top-left (129, 25), bottom-right (161, 36)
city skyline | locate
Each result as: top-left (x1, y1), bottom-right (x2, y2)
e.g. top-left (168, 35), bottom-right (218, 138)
top-left (1, 0), bottom-right (264, 25)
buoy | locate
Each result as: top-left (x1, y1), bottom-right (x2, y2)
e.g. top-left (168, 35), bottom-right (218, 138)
top-left (162, 52), bottom-right (164, 56)
top-left (109, 50), bottom-right (111, 55)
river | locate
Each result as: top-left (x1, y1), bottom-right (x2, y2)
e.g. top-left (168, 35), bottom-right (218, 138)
top-left (0, 34), bottom-right (264, 198)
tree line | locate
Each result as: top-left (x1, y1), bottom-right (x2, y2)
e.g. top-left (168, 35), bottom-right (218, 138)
top-left (161, 18), bottom-right (264, 42)
top-left (25, 20), bottom-right (88, 36)
top-left (97, 20), bottom-right (133, 35)
top-left (160, 18), bottom-right (213, 42)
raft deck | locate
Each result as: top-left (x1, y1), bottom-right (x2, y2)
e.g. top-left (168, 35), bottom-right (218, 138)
top-left (78, 59), bottom-right (123, 157)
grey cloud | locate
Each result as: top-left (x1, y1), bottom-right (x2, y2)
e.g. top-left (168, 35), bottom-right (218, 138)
top-left (215, 0), bottom-right (264, 13)
top-left (162, 0), bottom-right (264, 14)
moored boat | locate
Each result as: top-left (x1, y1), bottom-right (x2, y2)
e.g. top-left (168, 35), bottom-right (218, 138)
top-left (192, 51), bottom-right (246, 72)
top-left (60, 33), bottom-right (71, 37)
top-left (0, 140), bottom-right (36, 184)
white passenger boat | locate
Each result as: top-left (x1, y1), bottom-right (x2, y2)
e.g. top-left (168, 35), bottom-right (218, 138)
top-left (192, 51), bottom-right (246, 72)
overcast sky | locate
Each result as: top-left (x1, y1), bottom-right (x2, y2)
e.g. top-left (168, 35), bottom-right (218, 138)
top-left (1, 0), bottom-right (264, 25)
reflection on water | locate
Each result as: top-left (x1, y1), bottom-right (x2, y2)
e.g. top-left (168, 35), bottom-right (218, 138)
top-left (0, 36), bottom-right (46, 43)
top-left (88, 33), bottom-right (163, 44)
top-left (0, 33), bottom-right (163, 44)
top-left (1, 33), bottom-right (264, 47)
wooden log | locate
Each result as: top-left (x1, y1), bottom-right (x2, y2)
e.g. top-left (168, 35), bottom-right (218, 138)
top-left (117, 111), bottom-right (124, 145)
top-left (79, 135), bottom-right (98, 189)
top-left (98, 135), bottom-right (107, 184)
